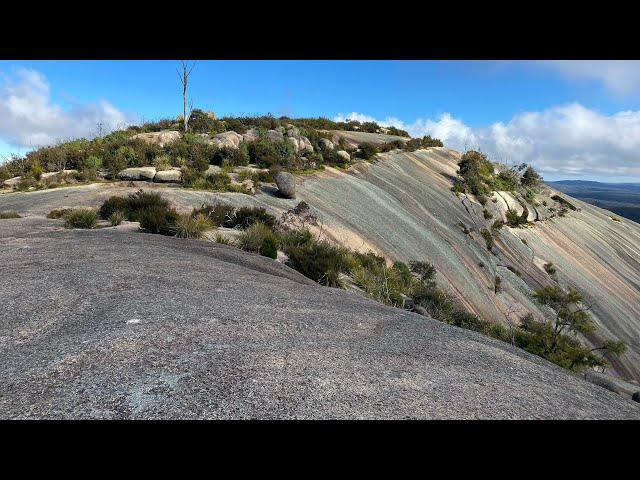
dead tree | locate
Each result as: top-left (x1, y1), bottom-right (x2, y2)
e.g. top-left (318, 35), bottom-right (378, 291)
top-left (177, 60), bottom-right (196, 132)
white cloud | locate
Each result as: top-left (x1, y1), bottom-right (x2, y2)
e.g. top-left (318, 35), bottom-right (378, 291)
top-left (335, 104), bottom-right (640, 181)
top-left (0, 68), bottom-right (137, 154)
top-left (534, 60), bottom-right (640, 96)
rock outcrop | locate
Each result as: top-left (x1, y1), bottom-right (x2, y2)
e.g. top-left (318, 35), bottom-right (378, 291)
top-left (211, 131), bottom-right (243, 149)
top-left (153, 168), bottom-right (182, 183)
top-left (117, 167), bottom-right (157, 181)
top-left (131, 130), bottom-right (181, 148)
top-left (1, 217), bottom-right (639, 419)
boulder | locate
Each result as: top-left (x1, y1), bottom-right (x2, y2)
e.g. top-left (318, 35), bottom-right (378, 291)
top-left (2, 176), bottom-right (21, 188)
top-left (212, 131), bottom-right (243, 149)
top-left (154, 168), bottom-right (182, 183)
top-left (243, 129), bottom-right (260, 143)
top-left (319, 138), bottom-right (334, 151)
top-left (633, 391), bottom-right (640, 403)
top-left (337, 150), bottom-right (351, 162)
top-left (274, 171), bottom-right (296, 198)
top-left (266, 130), bottom-right (284, 143)
top-left (241, 179), bottom-right (255, 194)
top-left (204, 165), bottom-right (223, 177)
top-left (131, 130), bottom-right (181, 148)
top-left (117, 167), bottom-right (157, 181)
top-left (286, 126), bottom-right (300, 137)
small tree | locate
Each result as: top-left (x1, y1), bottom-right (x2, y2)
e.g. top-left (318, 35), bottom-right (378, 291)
top-left (533, 286), bottom-right (596, 353)
top-left (520, 165), bottom-right (543, 189)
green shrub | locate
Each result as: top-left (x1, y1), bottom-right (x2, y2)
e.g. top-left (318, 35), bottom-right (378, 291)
top-left (421, 135), bottom-right (443, 147)
top-left (64, 208), bottom-right (98, 229)
top-left (351, 260), bottom-right (416, 308)
top-left (229, 206), bottom-right (277, 229)
top-left (481, 229), bottom-right (494, 250)
top-left (505, 209), bottom-right (527, 227)
top-left (237, 222), bottom-right (278, 255)
top-left (153, 154), bottom-right (172, 171)
top-left (98, 196), bottom-right (129, 219)
top-left (206, 172), bottom-right (232, 191)
top-left (284, 239), bottom-right (354, 287)
top-left (279, 228), bottom-right (315, 250)
top-left (544, 262), bottom-right (556, 275)
top-left (260, 234), bottom-right (279, 259)
top-left (355, 143), bottom-right (379, 161)
top-left (0, 211), bottom-right (21, 219)
top-left (193, 203), bottom-right (236, 226)
top-left (138, 205), bottom-right (179, 235)
top-left (47, 208), bottom-right (73, 219)
top-left (173, 213), bottom-right (213, 239)
top-left (108, 211), bottom-right (124, 226)
top-left (483, 209), bottom-right (493, 219)
top-left (212, 144), bottom-right (250, 167)
top-left (124, 190), bottom-right (170, 221)
top-left (214, 233), bottom-right (232, 245)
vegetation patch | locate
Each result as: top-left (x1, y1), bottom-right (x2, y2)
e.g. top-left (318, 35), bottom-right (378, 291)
top-left (0, 211), bottom-right (21, 219)
top-left (64, 208), bottom-right (98, 229)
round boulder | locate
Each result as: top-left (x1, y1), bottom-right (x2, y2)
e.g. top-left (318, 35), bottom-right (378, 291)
top-left (337, 150), bottom-right (351, 162)
top-left (319, 138), bottom-right (334, 151)
top-left (275, 172), bottom-right (296, 198)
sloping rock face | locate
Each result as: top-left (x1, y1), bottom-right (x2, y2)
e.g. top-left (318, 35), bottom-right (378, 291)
top-left (1, 217), bottom-right (638, 419)
top-left (131, 130), bottom-right (181, 148)
top-left (293, 147), bottom-right (640, 383)
top-left (2, 136), bottom-right (639, 385)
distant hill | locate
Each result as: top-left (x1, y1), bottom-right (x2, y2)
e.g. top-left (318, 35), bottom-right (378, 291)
top-left (547, 180), bottom-right (640, 223)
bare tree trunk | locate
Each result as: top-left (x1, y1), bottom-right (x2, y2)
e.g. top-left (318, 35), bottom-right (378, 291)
top-left (177, 61), bottom-right (196, 133)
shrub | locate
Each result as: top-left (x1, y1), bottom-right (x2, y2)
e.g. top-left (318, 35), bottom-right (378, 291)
top-left (483, 209), bottom-right (493, 219)
top-left (206, 172), bottom-right (232, 191)
top-left (108, 211), bottom-right (124, 226)
top-left (193, 203), bottom-right (236, 226)
top-left (64, 208), bottom-right (98, 229)
top-left (98, 196), bottom-right (129, 219)
top-left (520, 166), bottom-right (543, 189)
top-left (229, 206), bottom-right (277, 229)
top-left (505, 209), bottom-right (527, 227)
top-left (544, 262), bottom-right (556, 275)
top-left (237, 222), bottom-right (279, 256)
top-left (279, 228), bottom-right (315, 250)
top-left (421, 135), bottom-right (443, 147)
top-left (355, 143), bottom-right (379, 161)
top-left (351, 260), bottom-right (416, 308)
top-left (0, 211), bottom-right (21, 219)
top-left (284, 239), bottom-right (354, 287)
top-left (211, 144), bottom-right (250, 167)
top-left (481, 229), bottom-right (494, 250)
top-left (214, 233), bottom-right (232, 245)
top-left (138, 205), bottom-right (179, 235)
top-left (124, 190), bottom-right (170, 221)
top-left (260, 234), bottom-right (279, 259)
top-left (153, 154), bottom-right (172, 171)
top-left (47, 208), bottom-right (73, 219)
top-left (173, 213), bottom-right (213, 239)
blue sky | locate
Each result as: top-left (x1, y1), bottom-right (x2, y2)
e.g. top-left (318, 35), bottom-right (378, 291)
top-left (2, 60), bottom-right (640, 181)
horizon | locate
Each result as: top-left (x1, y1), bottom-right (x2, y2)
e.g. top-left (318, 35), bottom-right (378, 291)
top-left (2, 60), bottom-right (640, 182)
